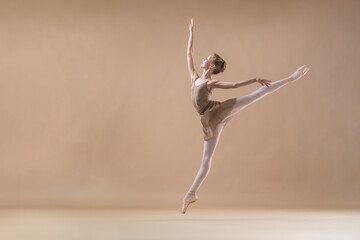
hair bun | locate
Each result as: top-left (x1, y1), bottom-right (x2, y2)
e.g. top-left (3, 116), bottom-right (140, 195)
top-left (221, 62), bottom-right (227, 72)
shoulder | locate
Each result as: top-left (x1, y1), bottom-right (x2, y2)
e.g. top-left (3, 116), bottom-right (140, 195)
top-left (207, 79), bottom-right (219, 91)
top-left (208, 79), bottom-right (219, 84)
top-left (208, 79), bottom-right (220, 87)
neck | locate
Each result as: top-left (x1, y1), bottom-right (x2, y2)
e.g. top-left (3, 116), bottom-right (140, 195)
top-left (201, 69), bottom-right (212, 80)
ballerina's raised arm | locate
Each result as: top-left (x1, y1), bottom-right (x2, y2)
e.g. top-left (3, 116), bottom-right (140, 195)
top-left (187, 18), bottom-right (200, 83)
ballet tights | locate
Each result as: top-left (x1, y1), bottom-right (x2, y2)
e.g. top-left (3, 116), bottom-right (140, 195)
top-left (184, 122), bottom-right (225, 201)
top-left (224, 75), bottom-right (295, 120)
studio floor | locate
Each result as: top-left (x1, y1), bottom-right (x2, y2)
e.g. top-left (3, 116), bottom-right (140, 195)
top-left (0, 208), bottom-right (359, 240)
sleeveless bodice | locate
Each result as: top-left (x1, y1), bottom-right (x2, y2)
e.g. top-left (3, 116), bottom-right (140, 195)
top-left (191, 80), bottom-right (214, 115)
top-left (190, 79), bottom-right (237, 141)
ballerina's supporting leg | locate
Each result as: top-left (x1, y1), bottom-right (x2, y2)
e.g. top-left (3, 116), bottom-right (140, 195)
top-left (182, 122), bottom-right (225, 212)
top-left (182, 123), bottom-right (225, 213)
top-left (223, 76), bottom-right (293, 120)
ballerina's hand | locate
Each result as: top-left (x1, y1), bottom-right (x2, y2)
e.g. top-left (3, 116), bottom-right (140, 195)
top-left (255, 78), bottom-right (272, 88)
top-left (189, 18), bottom-right (194, 34)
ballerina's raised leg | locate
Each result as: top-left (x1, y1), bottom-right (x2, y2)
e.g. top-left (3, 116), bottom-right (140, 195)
top-left (223, 65), bottom-right (309, 120)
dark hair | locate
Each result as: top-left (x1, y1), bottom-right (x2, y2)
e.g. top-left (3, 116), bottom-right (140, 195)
top-left (211, 53), bottom-right (226, 75)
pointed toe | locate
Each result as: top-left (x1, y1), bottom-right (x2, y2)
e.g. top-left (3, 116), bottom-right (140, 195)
top-left (181, 195), bottom-right (198, 214)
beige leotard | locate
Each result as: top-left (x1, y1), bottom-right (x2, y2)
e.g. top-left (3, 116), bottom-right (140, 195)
top-left (191, 79), bottom-right (237, 140)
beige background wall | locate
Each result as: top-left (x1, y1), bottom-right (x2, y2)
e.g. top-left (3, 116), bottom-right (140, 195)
top-left (0, 0), bottom-right (359, 208)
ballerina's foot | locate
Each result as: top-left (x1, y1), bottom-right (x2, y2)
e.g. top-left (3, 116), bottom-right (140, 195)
top-left (181, 193), bottom-right (198, 214)
top-left (289, 65), bottom-right (309, 82)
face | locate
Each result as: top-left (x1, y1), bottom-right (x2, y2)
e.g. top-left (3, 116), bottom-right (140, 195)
top-left (200, 54), bottom-right (215, 70)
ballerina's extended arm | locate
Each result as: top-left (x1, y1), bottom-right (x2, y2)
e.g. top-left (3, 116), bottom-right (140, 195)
top-left (209, 78), bottom-right (272, 89)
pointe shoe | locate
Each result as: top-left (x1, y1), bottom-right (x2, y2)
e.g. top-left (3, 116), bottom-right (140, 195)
top-left (181, 194), bottom-right (198, 214)
top-left (289, 65), bottom-right (309, 82)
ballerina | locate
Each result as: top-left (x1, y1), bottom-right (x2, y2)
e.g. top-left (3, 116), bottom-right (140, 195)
top-left (181, 18), bottom-right (309, 214)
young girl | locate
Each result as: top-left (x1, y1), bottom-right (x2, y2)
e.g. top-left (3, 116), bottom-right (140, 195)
top-left (182, 18), bottom-right (309, 214)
